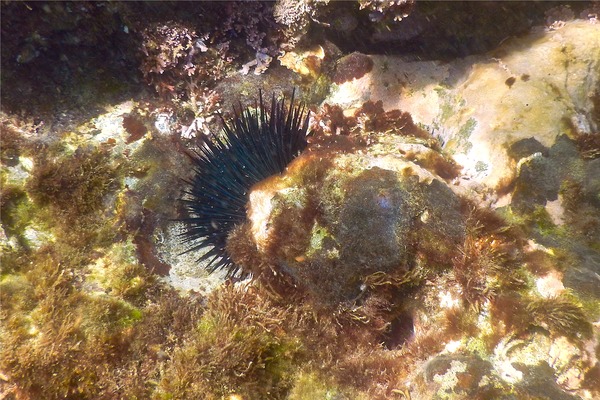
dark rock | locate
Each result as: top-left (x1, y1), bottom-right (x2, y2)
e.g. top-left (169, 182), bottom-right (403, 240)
top-left (514, 362), bottom-right (582, 400)
top-left (508, 137), bottom-right (549, 160)
top-left (424, 354), bottom-right (494, 396)
top-left (563, 249), bottom-right (600, 300)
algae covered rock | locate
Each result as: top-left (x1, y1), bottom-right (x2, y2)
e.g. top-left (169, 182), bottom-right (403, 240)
top-left (228, 135), bottom-right (466, 304)
top-left (324, 20), bottom-right (600, 190)
top-left (2, 3), bottom-right (600, 400)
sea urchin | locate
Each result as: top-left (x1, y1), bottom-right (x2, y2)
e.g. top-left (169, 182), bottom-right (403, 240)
top-left (180, 91), bottom-right (310, 277)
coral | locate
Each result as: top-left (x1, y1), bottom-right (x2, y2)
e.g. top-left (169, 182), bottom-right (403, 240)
top-left (179, 87), bottom-right (222, 138)
top-left (273, 0), bottom-right (313, 29)
top-left (272, 0), bottom-right (323, 52)
top-left (137, 2), bottom-right (288, 103)
top-left (221, 1), bottom-right (278, 53)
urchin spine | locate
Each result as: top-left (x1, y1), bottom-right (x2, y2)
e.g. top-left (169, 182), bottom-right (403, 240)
top-left (180, 91), bottom-right (310, 277)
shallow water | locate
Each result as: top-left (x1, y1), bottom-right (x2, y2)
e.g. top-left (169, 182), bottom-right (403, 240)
top-left (1, 2), bottom-right (599, 399)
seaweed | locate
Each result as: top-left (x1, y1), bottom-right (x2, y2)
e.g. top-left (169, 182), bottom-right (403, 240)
top-left (526, 295), bottom-right (593, 340)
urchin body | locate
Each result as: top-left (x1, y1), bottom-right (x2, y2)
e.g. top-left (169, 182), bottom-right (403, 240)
top-left (180, 91), bottom-right (310, 277)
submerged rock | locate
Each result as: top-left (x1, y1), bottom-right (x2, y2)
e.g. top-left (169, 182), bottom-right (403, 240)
top-left (228, 133), bottom-right (466, 304)
top-left (324, 20), bottom-right (600, 191)
top-left (2, 5), bottom-right (599, 400)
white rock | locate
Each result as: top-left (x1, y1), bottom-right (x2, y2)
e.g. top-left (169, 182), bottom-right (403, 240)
top-left (324, 20), bottom-right (600, 190)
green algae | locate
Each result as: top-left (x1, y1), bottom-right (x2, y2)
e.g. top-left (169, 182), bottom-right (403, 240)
top-left (455, 117), bottom-right (477, 153)
top-left (475, 160), bottom-right (489, 172)
top-left (306, 222), bottom-right (337, 259)
top-left (288, 372), bottom-right (355, 400)
top-left (27, 147), bottom-right (121, 217)
top-left (156, 285), bottom-right (304, 400)
top-left (435, 85), bottom-right (460, 123)
top-left (0, 186), bottom-right (35, 248)
top-left (527, 295), bottom-right (593, 339)
top-left (2, 249), bottom-right (143, 399)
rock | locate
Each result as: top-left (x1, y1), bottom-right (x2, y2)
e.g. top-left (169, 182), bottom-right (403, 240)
top-left (422, 354), bottom-right (498, 399)
top-left (491, 332), bottom-right (592, 398)
top-left (583, 159), bottom-right (600, 208)
top-left (515, 362), bottom-right (582, 400)
top-left (2, 5), bottom-right (599, 400)
top-left (323, 20), bottom-right (600, 191)
top-left (227, 135), bottom-right (466, 304)
top-left (563, 250), bottom-right (600, 300)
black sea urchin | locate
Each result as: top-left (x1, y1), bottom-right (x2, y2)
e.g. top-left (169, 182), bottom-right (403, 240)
top-left (180, 91), bottom-right (310, 277)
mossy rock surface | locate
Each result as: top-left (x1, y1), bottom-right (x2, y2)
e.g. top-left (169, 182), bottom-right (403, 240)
top-left (231, 143), bottom-right (466, 304)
